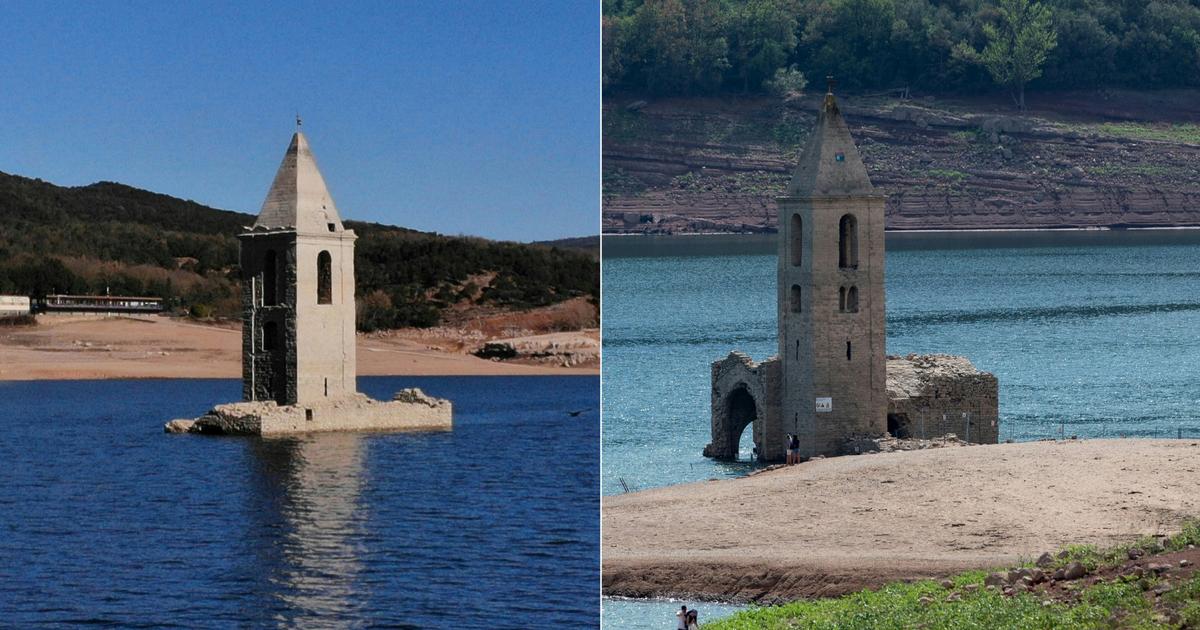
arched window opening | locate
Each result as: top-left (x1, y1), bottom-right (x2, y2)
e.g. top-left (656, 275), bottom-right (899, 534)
top-left (790, 284), bottom-right (801, 313)
top-left (846, 286), bottom-right (859, 313)
top-left (846, 340), bottom-right (852, 361)
top-left (790, 214), bottom-right (803, 267)
top-left (838, 286), bottom-right (846, 311)
top-left (317, 251), bottom-right (332, 305)
top-left (839, 214), bottom-right (858, 269)
top-left (262, 321), bottom-right (278, 352)
top-left (262, 250), bottom-right (278, 306)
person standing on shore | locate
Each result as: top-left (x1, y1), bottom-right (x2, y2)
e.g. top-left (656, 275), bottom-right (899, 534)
top-left (785, 434), bottom-right (793, 465)
top-left (676, 605), bottom-right (689, 629)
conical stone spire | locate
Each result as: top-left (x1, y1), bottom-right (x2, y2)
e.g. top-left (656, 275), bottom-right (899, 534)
top-left (254, 132), bottom-right (345, 234)
top-left (784, 87), bottom-right (875, 198)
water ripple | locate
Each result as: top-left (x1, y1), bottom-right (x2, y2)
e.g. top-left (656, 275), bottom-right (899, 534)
top-left (0, 376), bottom-right (599, 628)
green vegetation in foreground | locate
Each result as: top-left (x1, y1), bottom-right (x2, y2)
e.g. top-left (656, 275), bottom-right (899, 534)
top-left (706, 521), bottom-right (1200, 629)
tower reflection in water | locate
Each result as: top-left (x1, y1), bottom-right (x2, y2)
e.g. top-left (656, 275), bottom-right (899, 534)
top-left (246, 432), bottom-right (368, 623)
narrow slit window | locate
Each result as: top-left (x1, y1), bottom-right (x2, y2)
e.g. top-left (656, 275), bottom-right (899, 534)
top-left (317, 251), bottom-right (332, 305)
top-left (846, 340), bottom-right (852, 361)
top-left (838, 286), bottom-right (846, 312)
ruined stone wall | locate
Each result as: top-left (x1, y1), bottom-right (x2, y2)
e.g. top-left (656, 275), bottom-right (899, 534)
top-left (169, 389), bottom-right (452, 436)
top-left (707, 352), bottom-right (998, 462)
top-left (886, 354), bottom-right (999, 444)
top-left (240, 231), bottom-right (299, 405)
top-left (707, 352), bottom-right (783, 462)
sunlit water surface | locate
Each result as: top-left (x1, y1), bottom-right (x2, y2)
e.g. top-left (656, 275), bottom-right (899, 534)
top-left (0, 375), bottom-right (598, 628)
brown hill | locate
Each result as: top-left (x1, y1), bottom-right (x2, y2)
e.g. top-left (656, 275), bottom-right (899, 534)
top-left (603, 90), bottom-right (1200, 234)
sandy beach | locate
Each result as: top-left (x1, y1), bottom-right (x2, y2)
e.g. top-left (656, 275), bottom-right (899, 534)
top-left (602, 439), bottom-right (1200, 603)
top-left (0, 315), bottom-right (598, 380)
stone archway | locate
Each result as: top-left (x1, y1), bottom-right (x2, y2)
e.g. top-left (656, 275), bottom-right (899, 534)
top-left (705, 383), bottom-right (761, 461)
top-left (725, 386), bottom-right (759, 460)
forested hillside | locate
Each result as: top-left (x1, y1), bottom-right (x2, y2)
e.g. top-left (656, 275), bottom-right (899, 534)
top-left (603, 0), bottom-right (1200, 234)
top-left (0, 172), bottom-right (598, 329)
top-left (603, 0), bottom-right (1200, 104)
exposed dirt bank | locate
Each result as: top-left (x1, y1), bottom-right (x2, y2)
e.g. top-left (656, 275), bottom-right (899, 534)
top-left (603, 89), bottom-right (1200, 234)
top-left (0, 316), bottom-right (598, 380)
top-left (602, 439), bottom-right (1200, 603)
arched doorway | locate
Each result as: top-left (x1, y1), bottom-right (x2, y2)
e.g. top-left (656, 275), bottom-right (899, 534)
top-left (725, 386), bottom-right (759, 461)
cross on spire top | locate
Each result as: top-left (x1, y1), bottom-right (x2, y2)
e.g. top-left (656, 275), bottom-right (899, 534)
top-left (826, 76), bottom-right (837, 95)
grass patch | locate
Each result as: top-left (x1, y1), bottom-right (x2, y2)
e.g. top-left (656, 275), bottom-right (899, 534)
top-left (927, 168), bottom-right (969, 182)
top-left (950, 130), bottom-right (979, 144)
top-left (1097, 122), bottom-right (1200, 144)
top-left (704, 520), bottom-right (1200, 629)
top-left (1058, 121), bottom-right (1200, 145)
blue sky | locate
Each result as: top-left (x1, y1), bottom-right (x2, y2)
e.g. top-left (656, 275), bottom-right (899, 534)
top-left (0, 1), bottom-right (598, 242)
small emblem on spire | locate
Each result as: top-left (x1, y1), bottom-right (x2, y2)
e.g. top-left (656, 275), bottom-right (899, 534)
top-left (826, 76), bottom-right (836, 95)
top-left (296, 114), bottom-right (302, 129)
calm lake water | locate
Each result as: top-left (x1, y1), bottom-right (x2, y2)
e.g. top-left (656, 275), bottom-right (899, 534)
top-left (601, 229), bottom-right (1200, 628)
top-left (602, 230), bottom-right (1200, 495)
top-left (0, 375), bottom-right (598, 628)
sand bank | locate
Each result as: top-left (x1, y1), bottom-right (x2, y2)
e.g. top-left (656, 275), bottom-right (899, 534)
top-left (602, 439), bottom-right (1200, 603)
top-left (0, 316), bottom-right (598, 380)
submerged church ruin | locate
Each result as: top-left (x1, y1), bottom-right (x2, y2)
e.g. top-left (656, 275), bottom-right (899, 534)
top-left (704, 86), bottom-right (997, 463)
top-left (167, 129), bottom-right (451, 435)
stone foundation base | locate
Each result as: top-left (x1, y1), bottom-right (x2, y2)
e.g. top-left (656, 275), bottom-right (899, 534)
top-left (165, 388), bottom-right (452, 436)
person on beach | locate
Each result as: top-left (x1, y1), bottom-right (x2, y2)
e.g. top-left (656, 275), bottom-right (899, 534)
top-left (686, 608), bottom-right (699, 629)
top-left (785, 434), bottom-right (793, 465)
top-left (788, 433), bottom-right (800, 465)
top-left (676, 605), bottom-right (689, 629)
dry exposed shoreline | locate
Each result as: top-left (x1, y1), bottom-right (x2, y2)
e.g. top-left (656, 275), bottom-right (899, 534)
top-left (0, 316), bottom-right (598, 380)
top-left (602, 439), bottom-right (1200, 603)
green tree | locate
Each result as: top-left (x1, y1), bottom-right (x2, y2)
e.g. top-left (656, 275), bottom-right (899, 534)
top-left (765, 66), bottom-right (808, 97)
top-left (724, 0), bottom-right (800, 92)
top-left (805, 0), bottom-right (899, 89)
top-left (955, 0), bottom-right (1058, 110)
top-left (626, 0), bottom-right (730, 94)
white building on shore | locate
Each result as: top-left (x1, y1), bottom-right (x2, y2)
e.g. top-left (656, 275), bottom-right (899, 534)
top-left (0, 296), bottom-right (31, 317)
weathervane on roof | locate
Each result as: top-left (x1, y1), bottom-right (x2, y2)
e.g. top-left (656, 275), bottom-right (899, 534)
top-left (296, 114), bottom-right (302, 129)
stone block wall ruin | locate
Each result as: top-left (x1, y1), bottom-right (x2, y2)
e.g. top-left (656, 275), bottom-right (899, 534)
top-left (706, 352), bottom-right (998, 463)
top-left (886, 354), bottom-right (999, 444)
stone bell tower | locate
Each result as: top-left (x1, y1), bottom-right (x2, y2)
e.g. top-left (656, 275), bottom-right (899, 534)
top-left (239, 130), bottom-right (358, 405)
top-left (777, 82), bottom-right (886, 457)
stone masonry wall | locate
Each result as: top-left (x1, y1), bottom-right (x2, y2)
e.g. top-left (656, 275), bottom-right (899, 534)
top-left (707, 351), bottom-right (999, 462)
top-left (240, 231), bottom-right (299, 405)
top-left (886, 354), bottom-right (999, 444)
top-left (168, 389), bottom-right (452, 436)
